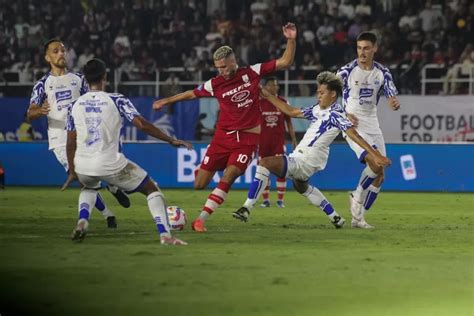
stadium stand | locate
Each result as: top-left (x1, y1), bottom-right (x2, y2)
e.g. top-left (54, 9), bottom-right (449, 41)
top-left (0, 0), bottom-right (472, 96)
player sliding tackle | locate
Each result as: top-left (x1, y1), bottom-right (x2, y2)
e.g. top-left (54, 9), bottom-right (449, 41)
top-left (233, 72), bottom-right (391, 228)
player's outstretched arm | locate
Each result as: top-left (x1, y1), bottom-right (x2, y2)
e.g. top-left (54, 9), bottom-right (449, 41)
top-left (152, 90), bottom-right (197, 111)
top-left (132, 116), bottom-right (193, 150)
top-left (61, 130), bottom-right (78, 191)
top-left (261, 87), bottom-right (303, 118)
top-left (275, 23), bottom-right (297, 71)
top-left (27, 101), bottom-right (50, 121)
top-left (346, 128), bottom-right (391, 167)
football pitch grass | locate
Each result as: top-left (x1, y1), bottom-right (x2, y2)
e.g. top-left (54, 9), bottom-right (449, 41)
top-left (1, 187), bottom-right (473, 316)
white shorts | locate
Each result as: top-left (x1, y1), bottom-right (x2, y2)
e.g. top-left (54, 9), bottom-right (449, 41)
top-left (77, 161), bottom-right (149, 193)
top-left (283, 149), bottom-right (328, 182)
top-left (344, 131), bottom-right (386, 162)
top-left (52, 146), bottom-right (69, 171)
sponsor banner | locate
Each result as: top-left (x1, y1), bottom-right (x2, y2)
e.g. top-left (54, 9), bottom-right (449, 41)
top-left (0, 97), bottom-right (199, 141)
top-left (1, 142), bottom-right (473, 192)
top-left (378, 96), bottom-right (474, 143)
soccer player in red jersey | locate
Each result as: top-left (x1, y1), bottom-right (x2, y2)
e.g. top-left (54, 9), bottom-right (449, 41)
top-left (153, 23), bottom-right (297, 232)
top-left (258, 77), bottom-right (297, 208)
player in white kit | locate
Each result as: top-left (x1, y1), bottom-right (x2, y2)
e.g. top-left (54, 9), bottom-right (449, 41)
top-left (64, 59), bottom-right (192, 245)
top-left (337, 32), bottom-right (401, 228)
top-left (27, 39), bottom-right (130, 228)
top-left (233, 72), bottom-right (391, 228)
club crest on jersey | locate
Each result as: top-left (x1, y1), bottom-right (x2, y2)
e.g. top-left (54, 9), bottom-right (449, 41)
top-left (242, 74), bottom-right (249, 83)
top-left (55, 90), bottom-right (72, 102)
top-left (374, 79), bottom-right (380, 85)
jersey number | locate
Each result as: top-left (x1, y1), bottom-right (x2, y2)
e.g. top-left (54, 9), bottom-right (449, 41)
top-left (236, 154), bottom-right (249, 164)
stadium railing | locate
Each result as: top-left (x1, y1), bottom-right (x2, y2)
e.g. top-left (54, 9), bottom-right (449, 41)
top-left (2, 64), bottom-right (473, 97)
top-left (421, 63), bottom-right (474, 95)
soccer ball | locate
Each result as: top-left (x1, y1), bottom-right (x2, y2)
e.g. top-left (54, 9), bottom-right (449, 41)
top-left (166, 206), bottom-right (187, 231)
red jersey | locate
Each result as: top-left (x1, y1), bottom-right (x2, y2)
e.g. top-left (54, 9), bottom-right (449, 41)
top-left (259, 96), bottom-right (289, 147)
top-left (193, 60), bottom-right (276, 131)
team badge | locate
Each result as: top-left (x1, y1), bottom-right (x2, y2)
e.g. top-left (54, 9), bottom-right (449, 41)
top-left (242, 74), bottom-right (249, 83)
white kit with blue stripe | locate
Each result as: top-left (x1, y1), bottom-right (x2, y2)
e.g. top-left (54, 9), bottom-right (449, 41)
top-left (337, 59), bottom-right (398, 134)
top-left (66, 91), bottom-right (140, 176)
top-left (285, 103), bottom-right (352, 180)
top-left (30, 72), bottom-right (88, 149)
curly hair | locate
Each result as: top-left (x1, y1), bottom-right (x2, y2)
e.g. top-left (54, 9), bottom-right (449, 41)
top-left (316, 71), bottom-right (343, 96)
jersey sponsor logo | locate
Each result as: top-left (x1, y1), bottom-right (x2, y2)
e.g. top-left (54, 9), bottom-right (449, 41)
top-left (231, 90), bottom-right (250, 103)
top-left (237, 99), bottom-right (252, 108)
top-left (265, 115), bottom-right (278, 127)
top-left (359, 88), bottom-right (373, 98)
top-left (55, 90), bottom-right (72, 102)
top-left (222, 82), bottom-right (252, 98)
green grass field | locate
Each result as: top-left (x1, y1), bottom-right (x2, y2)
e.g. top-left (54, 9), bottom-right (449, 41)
top-left (0, 187), bottom-right (473, 316)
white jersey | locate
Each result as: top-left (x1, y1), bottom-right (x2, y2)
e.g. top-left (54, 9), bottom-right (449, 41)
top-left (66, 91), bottom-right (140, 176)
top-left (294, 102), bottom-right (353, 169)
top-left (30, 72), bottom-right (88, 149)
top-left (337, 59), bottom-right (398, 134)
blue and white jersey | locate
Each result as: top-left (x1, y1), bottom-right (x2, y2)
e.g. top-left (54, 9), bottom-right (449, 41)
top-left (66, 91), bottom-right (140, 176)
top-left (294, 102), bottom-right (352, 166)
top-left (30, 72), bottom-right (88, 149)
top-left (337, 59), bottom-right (398, 134)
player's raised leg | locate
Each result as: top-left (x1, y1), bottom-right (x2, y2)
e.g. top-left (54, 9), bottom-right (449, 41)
top-left (106, 184), bottom-right (131, 208)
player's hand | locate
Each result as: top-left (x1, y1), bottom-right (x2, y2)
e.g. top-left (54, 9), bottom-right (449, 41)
top-left (388, 97), bottom-right (400, 111)
top-left (61, 171), bottom-right (77, 191)
top-left (346, 112), bottom-right (359, 127)
top-left (152, 99), bottom-right (168, 111)
top-left (282, 22), bottom-right (297, 40)
top-left (170, 139), bottom-right (193, 150)
top-left (374, 155), bottom-right (391, 167)
top-left (40, 100), bottom-right (50, 116)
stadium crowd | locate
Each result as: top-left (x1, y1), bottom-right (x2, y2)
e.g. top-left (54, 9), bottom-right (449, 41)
top-left (0, 0), bottom-right (472, 95)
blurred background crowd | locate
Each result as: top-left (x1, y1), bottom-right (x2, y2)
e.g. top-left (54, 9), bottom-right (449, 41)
top-left (0, 0), bottom-right (472, 95)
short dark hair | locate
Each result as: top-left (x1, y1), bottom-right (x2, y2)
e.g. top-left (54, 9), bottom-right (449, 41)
top-left (262, 76), bottom-right (278, 86)
top-left (83, 58), bottom-right (107, 85)
top-left (356, 32), bottom-right (377, 44)
top-left (316, 71), bottom-right (343, 97)
top-left (43, 38), bottom-right (63, 54)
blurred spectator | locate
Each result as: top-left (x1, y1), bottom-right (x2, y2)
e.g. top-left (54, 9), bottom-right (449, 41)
top-left (355, 0), bottom-right (372, 17)
top-left (76, 46), bottom-right (94, 71)
top-left (0, 0), bottom-right (471, 96)
top-left (339, 0), bottom-right (355, 20)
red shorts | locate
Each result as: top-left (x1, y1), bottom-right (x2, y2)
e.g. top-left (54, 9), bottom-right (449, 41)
top-left (200, 129), bottom-right (260, 172)
top-left (258, 143), bottom-right (285, 159)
